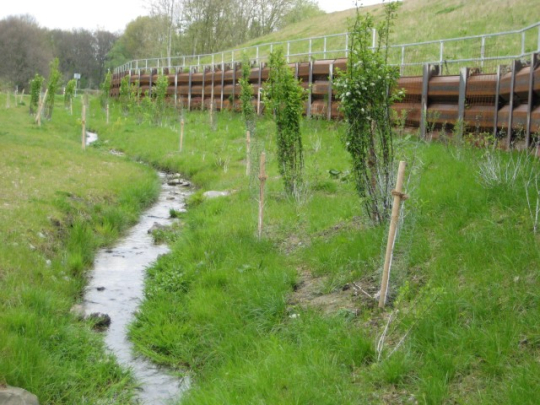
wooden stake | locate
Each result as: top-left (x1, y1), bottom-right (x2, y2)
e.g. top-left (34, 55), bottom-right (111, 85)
top-left (81, 104), bottom-right (87, 150)
top-left (379, 161), bottom-right (408, 308)
top-left (179, 119), bottom-right (184, 152)
top-left (35, 89), bottom-right (48, 126)
top-left (70, 98), bottom-right (73, 116)
top-left (258, 152), bottom-right (267, 240)
top-left (246, 130), bottom-right (251, 176)
top-left (19, 89), bottom-right (25, 104)
top-left (106, 103), bottom-right (109, 124)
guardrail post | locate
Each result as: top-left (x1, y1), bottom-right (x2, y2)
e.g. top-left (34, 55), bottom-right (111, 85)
top-left (439, 41), bottom-right (444, 73)
top-left (400, 46), bottom-right (405, 75)
top-left (324, 37), bottom-right (327, 59)
top-left (309, 39), bottom-right (312, 60)
top-left (493, 65), bottom-right (502, 138)
top-left (526, 53), bottom-right (539, 147)
top-left (458, 67), bottom-right (469, 138)
top-left (345, 33), bottom-right (349, 58)
top-left (481, 36), bottom-right (486, 69)
top-left (287, 42), bottom-right (290, 62)
top-left (372, 28), bottom-right (377, 51)
top-left (522, 32), bottom-right (526, 56)
top-left (256, 46), bottom-right (259, 62)
top-left (506, 60), bottom-right (522, 148)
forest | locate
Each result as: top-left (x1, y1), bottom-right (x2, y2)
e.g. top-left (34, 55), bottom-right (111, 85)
top-left (0, 0), bottom-right (323, 91)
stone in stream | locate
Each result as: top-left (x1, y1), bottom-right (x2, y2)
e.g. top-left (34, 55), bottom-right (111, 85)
top-left (148, 222), bottom-right (167, 234)
top-left (203, 190), bottom-right (231, 199)
top-left (0, 385), bottom-right (40, 405)
top-left (88, 313), bottom-right (111, 331)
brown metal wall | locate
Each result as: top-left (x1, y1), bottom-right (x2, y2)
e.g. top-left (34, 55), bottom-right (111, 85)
top-left (111, 54), bottom-right (540, 141)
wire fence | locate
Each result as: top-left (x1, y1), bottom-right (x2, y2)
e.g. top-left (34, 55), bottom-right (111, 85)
top-left (115, 22), bottom-right (540, 75)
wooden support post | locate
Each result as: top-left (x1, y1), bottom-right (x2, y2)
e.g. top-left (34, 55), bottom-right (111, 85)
top-left (180, 119), bottom-right (184, 152)
top-left (232, 63), bottom-right (237, 109)
top-left (106, 103), bottom-right (109, 124)
top-left (493, 65), bottom-right (502, 138)
top-left (246, 130), bottom-right (251, 176)
top-left (81, 104), bottom-right (87, 150)
top-left (327, 62), bottom-right (334, 121)
top-left (188, 68), bottom-right (193, 111)
top-left (307, 61), bottom-right (313, 118)
top-left (506, 60), bottom-right (522, 149)
top-left (19, 89), bottom-right (25, 104)
top-left (221, 65), bottom-right (225, 111)
top-left (526, 53), bottom-right (539, 148)
top-left (35, 89), bottom-right (48, 126)
top-left (257, 62), bottom-right (263, 115)
top-left (201, 67), bottom-right (206, 111)
top-left (457, 67), bottom-right (469, 139)
top-left (379, 161), bottom-right (408, 308)
top-left (174, 72), bottom-right (178, 107)
top-left (258, 151), bottom-right (267, 240)
top-left (420, 64), bottom-right (431, 139)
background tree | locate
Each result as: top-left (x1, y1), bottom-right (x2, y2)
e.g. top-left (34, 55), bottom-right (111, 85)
top-left (0, 15), bottom-right (52, 90)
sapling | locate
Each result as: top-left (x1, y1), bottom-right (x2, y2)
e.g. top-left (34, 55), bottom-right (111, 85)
top-left (29, 74), bottom-right (44, 115)
top-left (45, 58), bottom-right (61, 119)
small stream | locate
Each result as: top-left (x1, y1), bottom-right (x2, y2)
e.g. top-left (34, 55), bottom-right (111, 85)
top-left (83, 133), bottom-right (191, 404)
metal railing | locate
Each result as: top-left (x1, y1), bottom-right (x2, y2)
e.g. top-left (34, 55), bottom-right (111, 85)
top-left (114, 21), bottom-right (540, 74)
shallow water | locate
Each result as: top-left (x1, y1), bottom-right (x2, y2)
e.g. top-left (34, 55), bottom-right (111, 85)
top-left (84, 133), bottom-right (190, 404)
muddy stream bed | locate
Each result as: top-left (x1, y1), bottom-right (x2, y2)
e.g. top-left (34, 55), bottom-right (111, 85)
top-left (83, 133), bottom-right (191, 404)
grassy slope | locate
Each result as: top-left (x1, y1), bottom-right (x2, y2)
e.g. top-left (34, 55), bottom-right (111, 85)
top-left (239, 0), bottom-right (537, 48)
top-left (93, 102), bottom-right (540, 404)
top-left (0, 95), bottom-right (159, 403)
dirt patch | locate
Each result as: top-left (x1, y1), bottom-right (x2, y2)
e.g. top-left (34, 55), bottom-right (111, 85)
top-left (288, 268), bottom-right (381, 316)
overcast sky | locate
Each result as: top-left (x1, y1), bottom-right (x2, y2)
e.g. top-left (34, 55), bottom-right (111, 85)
top-left (0, 0), bottom-right (389, 33)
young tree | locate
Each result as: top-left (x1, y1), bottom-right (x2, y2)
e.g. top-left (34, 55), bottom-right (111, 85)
top-left (45, 58), bottom-right (61, 119)
top-left (29, 73), bottom-right (44, 115)
top-left (264, 48), bottom-right (305, 196)
top-left (64, 79), bottom-right (76, 108)
top-left (335, 2), bottom-right (402, 224)
top-left (100, 70), bottom-right (112, 108)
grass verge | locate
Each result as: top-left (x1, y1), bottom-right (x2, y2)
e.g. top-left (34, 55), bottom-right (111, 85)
top-left (0, 95), bottom-right (159, 403)
top-left (93, 101), bottom-right (540, 404)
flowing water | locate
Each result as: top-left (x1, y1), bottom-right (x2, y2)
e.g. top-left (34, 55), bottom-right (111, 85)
top-left (83, 133), bottom-right (190, 404)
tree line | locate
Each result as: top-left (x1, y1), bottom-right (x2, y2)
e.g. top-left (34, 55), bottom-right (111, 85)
top-left (0, 0), bottom-right (322, 91)
top-left (0, 15), bottom-right (117, 91)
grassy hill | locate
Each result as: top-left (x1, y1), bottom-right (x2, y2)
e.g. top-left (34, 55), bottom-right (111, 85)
top-left (241, 0), bottom-right (537, 49)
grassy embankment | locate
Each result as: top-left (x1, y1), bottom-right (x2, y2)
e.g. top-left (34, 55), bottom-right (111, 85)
top-left (0, 95), bottom-right (160, 403)
top-left (201, 0), bottom-right (539, 72)
top-left (92, 100), bottom-right (540, 404)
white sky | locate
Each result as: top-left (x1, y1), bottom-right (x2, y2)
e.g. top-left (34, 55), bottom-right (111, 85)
top-left (0, 0), bottom-right (389, 33)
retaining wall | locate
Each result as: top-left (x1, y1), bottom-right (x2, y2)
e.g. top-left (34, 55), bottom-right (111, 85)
top-left (111, 53), bottom-right (540, 146)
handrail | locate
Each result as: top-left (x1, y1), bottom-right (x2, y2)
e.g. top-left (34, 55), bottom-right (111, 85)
top-left (114, 21), bottom-right (540, 74)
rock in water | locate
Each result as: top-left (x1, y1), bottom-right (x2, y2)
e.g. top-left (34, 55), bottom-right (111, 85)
top-left (148, 222), bottom-right (167, 234)
top-left (0, 386), bottom-right (40, 405)
top-left (88, 313), bottom-right (111, 331)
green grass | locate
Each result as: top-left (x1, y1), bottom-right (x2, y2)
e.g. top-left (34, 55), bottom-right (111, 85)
top-left (90, 100), bottom-right (540, 404)
top-left (4, 85), bottom-right (540, 403)
top-left (0, 95), bottom-right (159, 403)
